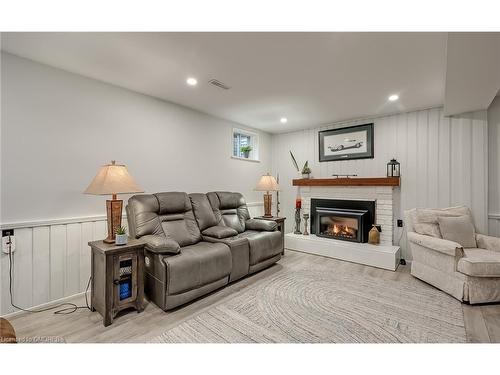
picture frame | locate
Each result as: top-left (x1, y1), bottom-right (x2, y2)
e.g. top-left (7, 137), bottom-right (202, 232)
top-left (318, 123), bottom-right (374, 162)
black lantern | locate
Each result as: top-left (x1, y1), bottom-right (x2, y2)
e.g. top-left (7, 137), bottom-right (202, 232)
top-left (387, 158), bottom-right (400, 177)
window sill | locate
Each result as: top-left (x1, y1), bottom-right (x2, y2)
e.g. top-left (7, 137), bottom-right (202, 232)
top-left (231, 156), bottom-right (261, 163)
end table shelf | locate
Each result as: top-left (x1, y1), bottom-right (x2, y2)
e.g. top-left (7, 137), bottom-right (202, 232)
top-left (88, 239), bottom-right (146, 327)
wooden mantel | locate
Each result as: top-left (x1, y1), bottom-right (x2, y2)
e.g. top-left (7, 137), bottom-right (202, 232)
top-left (292, 177), bottom-right (400, 187)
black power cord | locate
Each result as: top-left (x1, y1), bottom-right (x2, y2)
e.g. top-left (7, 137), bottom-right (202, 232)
top-left (396, 223), bottom-right (407, 265)
top-left (7, 235), bottom-right (92, 315)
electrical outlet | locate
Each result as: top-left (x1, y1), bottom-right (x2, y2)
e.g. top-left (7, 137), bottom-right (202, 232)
top-left (397, 219), bottom-right (403, 228)
top-left (2, 229), bottom-right (14, 237)
top-left (2, 235), bottom-right (16, 254)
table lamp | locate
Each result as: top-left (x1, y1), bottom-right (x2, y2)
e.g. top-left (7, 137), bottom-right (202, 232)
top-left (255, 173), bottom-right (280, 218)
top-left (84, 160), bottom-right (144, 243)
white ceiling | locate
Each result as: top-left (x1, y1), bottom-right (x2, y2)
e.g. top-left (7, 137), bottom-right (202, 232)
top-left (444, 33), bottom-right (500, 116)
top-left (1, 32), bottom-right (448, 133)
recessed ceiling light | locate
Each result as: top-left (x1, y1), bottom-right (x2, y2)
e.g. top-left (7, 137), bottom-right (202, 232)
top-left (280, 117), bottom-right (288, 124)
top-left (186, 77), bottom-right (198, 86)
top-left (388, 94), bottom-right (399, 102)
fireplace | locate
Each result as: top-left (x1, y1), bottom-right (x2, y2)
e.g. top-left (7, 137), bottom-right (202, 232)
top-left (311, 199), bottom-right (375, 243)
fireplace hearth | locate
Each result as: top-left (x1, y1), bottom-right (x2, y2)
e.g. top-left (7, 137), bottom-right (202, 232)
top-left (311, 199), bottom-right (375, 243)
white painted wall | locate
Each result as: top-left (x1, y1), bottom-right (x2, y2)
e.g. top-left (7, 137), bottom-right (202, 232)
top-left (271, 108), bottom-right (489, 260)
top-left (1, 52), bottom-right (272, 224)
top-left (488, 95), bottom-right (500, 236)
top-left (0, 53), bottom-right (269, 315)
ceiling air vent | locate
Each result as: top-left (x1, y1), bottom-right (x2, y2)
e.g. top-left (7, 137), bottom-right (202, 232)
top-left (208, 79), bottom-right (231, 90)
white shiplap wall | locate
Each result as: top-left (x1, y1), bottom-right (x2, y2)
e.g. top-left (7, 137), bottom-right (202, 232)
top-left (488, 96), bottom-right (500, 237)
top-left (0, 204), bottom-right (263, 316)
top-left (271, 108), bottom-right (489, 260)
top-left (0, 219), bottom-right (106, 316)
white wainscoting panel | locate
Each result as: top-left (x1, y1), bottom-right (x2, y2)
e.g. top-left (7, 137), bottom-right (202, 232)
top-left (271, 108), bottom-right (488, 260)
top-left (489, 215), bottom-right (500, 237)
top-left (0, 202), bottom-right (263, 316)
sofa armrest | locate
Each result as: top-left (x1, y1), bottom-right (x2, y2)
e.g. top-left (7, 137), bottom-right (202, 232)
top-left (245, 219), bottom-right (277, 231)
top-left (141, 235), bottom-right (180, 255)
top-left (201, 225), bottom-right (238, 239)
top-left (476, 234), bottom-right (500, 252)
top-left (407, 232), bottom-right (463, 257)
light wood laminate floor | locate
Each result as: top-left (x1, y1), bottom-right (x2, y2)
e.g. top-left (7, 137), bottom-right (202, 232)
top-left (6, 250), bottom-right (500, 343)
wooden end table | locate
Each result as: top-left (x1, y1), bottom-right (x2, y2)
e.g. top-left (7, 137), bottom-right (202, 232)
top-left (88, 238), bottom-right (146, 327)
top-left (255, 216), bottom-right (286, 255)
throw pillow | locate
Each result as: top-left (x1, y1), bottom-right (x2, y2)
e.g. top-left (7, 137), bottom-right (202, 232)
top-left (437, 215), bottom-right (477, 248)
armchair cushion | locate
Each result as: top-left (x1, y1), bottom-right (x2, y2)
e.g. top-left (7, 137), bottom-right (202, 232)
top-left (407, 231), bottom-right (464, 257)
top-left (142, 235), bottom-right (181, 254)
top-left (411, 206), bottom-right (473, 238)
top-left (245, 219), bottom-right (277, 232)
top-left (438, 215), bottom-right (477, 248)
top-left (201, 225), bottom-right (238, 239)
top-left (476, 234), bottom-right (500, 253)
top-left (458, 248), bottom-right (500, 277)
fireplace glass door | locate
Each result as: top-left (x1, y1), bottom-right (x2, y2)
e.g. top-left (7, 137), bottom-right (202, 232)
top-left (315, 208), bottom-right (368, 243)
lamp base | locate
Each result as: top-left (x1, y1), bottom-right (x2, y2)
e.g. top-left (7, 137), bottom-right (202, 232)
top-left (263, 193), bottom-right (273, 218)
top-left (104, 199), bottom-right (123, 243)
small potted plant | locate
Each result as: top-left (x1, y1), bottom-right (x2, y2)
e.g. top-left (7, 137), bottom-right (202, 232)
top-left (240, 145), bottom-right (252, 158)
top-left (115, 226), bottom-right (128, 246)
top-left (301, 161), bottom-right (312, 179)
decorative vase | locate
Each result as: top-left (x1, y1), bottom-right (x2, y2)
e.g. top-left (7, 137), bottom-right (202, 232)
top-left (303, 213), bottom-right (309, 235)
top-left (294, 208), bottom-right (302, 234)
top-left (243, 151), bottom-right (250, 158)
top-left (368, 225), bottom-right (380, 245)
top-left (115, 234), bottom-right (128, 246)
top-left (302, 173), bottom-right (310, 179)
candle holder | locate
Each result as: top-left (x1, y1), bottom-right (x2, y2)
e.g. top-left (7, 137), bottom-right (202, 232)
top-left (303, 213), bottom-right (309, 235)
top-left (294, 208), bottom-right (302, 234)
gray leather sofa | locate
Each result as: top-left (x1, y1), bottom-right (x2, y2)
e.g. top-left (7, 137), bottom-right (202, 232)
top-left (126, 191), bottom-right (283, 310)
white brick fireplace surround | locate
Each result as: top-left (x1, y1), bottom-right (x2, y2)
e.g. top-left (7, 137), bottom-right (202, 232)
top-left (301, 185), bottom-right (397, 246)
top-left (285, 185), bottom-right (401, 271)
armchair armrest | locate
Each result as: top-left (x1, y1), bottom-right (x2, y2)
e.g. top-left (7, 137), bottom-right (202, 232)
top-left (407, 232), bottom-right (463, 257)
top-left (476, 233), bottom-right (500, 252)
top-left (202, 225), bottom-right (238, 239)
top-left (141, 235), bottom-right (180, 255)
top-left (245, 218), bottom-right (278, 232)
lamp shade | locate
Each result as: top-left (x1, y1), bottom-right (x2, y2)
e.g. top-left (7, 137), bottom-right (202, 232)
top-left (255, 174), bottom-right (280, 192)
top-left (84, 161), bottom-right (144, 195)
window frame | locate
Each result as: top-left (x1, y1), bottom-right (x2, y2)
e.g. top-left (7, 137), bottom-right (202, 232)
top-left (231, 128), bottom-right (260, 162)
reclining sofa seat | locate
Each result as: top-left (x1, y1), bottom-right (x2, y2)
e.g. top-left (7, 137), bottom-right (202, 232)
top-left (191, 192), bottom-right (283, 281)
top-left (126, 191), bottom-right (283, 311)
top-left (126, 192), bottom-right (232, 310)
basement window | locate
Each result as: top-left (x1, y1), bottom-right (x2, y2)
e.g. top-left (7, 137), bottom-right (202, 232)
top-left (232, 128), bottom-right (259, 162)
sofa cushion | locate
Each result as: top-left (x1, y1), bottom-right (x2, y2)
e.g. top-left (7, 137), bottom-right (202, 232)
top-left (207, 192), bottom-right (251, 233)
top-left (411, 206), bottom-right (473, 238)
top-left (127, 194), bottom-right (163, 237)
top-left (234, 230), bottom-right (282, 266)
top-left (163, 242), bottom-right (232, 295)
top-left (438, 215), bottom-right (477, 248)
top-left (155, 192), bottom-right (201, 247)
top-left (202, 225), bottom-right (238, 239)
top-left (458, 248), bottom-right (500, 277)
top-left (189, 193), bottom-right (218, 231)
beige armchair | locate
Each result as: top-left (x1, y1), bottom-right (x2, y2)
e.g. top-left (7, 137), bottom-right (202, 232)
top-left (405, 207), bottom-right (500, 304)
